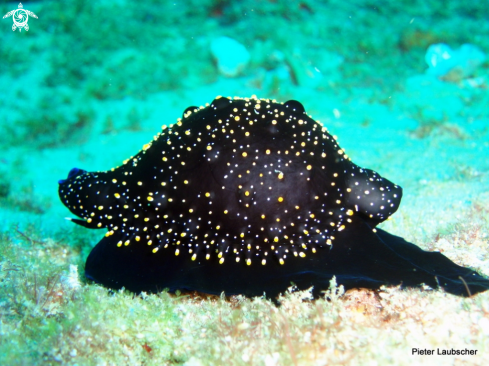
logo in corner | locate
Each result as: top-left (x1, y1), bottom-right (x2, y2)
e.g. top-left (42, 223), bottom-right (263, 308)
top-left (3, 3), bottom-right (38, 32)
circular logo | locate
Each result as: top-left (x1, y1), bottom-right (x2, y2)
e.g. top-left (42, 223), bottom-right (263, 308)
top-left (13, 9), bottom-right (28, 28)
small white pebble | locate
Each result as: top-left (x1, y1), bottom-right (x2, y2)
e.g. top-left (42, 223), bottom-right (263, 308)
top-left (479, 317), bottom-right (489, 335)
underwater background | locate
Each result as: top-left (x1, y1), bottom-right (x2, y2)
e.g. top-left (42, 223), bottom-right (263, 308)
top-left (1, 0), bottom-right (488, 365)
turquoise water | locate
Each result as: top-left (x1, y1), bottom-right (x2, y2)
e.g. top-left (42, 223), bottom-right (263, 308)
top-left (1, 0), bottom-right (487, 235)
top-left (1, 0), bottom-right (488, 364)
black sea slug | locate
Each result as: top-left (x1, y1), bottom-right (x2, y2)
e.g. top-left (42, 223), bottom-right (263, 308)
top-left (58, 96), bottom-right (489, 298)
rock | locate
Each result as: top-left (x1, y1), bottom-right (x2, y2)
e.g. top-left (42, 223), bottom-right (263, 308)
top-left (425, 43), bottom-right (486, 82)
top-left (210, 36), bottom-right (250, 77)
